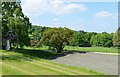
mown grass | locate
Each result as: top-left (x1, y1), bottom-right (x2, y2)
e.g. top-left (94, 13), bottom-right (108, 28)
top-left (24, 46), bottom-right (119, 53)
top-left (25, 46), bottom-right (119, 53)
top-left (1, 49), bottom-right (104, 75)
top-left (64, 46), bottom-right (119, 53)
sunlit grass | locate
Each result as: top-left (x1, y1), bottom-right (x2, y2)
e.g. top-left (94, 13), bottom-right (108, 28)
top-left (64, 46), bottom-right (119, 53)
top-left (24, 45), bottom-right (119, 53)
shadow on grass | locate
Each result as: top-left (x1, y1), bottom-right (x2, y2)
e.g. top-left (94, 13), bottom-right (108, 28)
top-left (48, 50), bottom-right (87, 60)
top-left (2, 48), bottom-right (55, 61)
top-left (2, 48), bottom-right (87, 61)
top-left (14, 49), bottom-right (56, 59)
top-left (2, 54), bottom-right (33, 61)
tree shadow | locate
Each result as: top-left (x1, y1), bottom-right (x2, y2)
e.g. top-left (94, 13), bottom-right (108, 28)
top-left (2, 49), bottom-right (55, 61)
top-left (2, 54), bottom-right (33, 61)
top-left (2, 49), bottom-right (87, 61)
top-left (14, 49), bottom-right (56, 59)
top-left (48, 50), bottom-right (87, 60)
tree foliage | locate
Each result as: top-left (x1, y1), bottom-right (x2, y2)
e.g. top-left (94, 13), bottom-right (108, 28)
top-left (29, 26), bottom-right (114, 48)
top-left (69, 31), bottom-right (85, 46)
top-left (2, 1), bottom-right (31, 48)
top-left (69, 31), bottom-right (97, 47)
top-left (90, 32), bottom-right (113, 47)
top-left (41, 27), bottom-right (74, 53)
top-left (29, 25), bottom-right (50, 47)
top-left (113, 27), bottom-right (120, 47)
top-left (69, 30), bottom-right (113, 47)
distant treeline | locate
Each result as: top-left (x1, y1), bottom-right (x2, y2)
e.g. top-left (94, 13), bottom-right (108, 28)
top-left (29, 25), bottom-right (120, 48)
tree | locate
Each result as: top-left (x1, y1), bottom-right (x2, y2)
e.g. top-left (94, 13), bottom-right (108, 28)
top-left (113, 27), bottom-right (120, 47)
top-left (102, 32), bottom-right (113, 47)
top-left (41, 27), bottom-right (74, 53)
top-left (83, 32), bottom-right (97, 47)
top-left (90, 32), bottom-right (113, 47)
top-left (2, 1), bottom-right (31, 48)
top-left (29, 25), bottom-right (50, 47)
top-left (0, 1), bottom-right (1, 49)
top-left (69, 31), bottom-right (85, 46)
top-left (69, 31), bottom-right (96, 47)
top-left (69, 31), bottom-right (79, 46)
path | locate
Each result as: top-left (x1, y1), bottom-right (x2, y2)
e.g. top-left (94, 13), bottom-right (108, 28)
top-left (52, 52), bottom-right (118, 75)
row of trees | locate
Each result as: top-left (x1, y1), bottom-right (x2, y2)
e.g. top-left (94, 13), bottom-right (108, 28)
top-left (29, 26), bottom-right (119, 47)
top-left (69, 31), bottom-right (113, 47)
top-left (69, 31), bottom-right (97, 47)
top-left (28, 25), bottom-right (120, 53)
top-left (2, 1), bottom-right (31, 48)
top-left (90, 32), bottom-right (113, 47)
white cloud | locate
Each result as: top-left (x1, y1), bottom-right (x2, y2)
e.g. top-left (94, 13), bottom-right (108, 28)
top-left (65, 4), bottom-right (87, 12)
top-left (21, 0), bottom-right (87, 16)
top-left (21, 0), bottom-right (48, 17)
top-left (95, 11), bottom-right (113, 18)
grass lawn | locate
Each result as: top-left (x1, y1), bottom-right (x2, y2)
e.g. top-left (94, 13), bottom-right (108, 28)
top-left (25, 46), bottom-right (119, 53)
top-left (25, 46), bottom-right (120, 53)
top-left (64, 46), bottom-right (119, 53)
top-left (1, 49), bottom-right (104, 75)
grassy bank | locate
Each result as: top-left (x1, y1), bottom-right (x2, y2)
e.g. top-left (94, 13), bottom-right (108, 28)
top-left (1, 49), bottom-right (104, 75)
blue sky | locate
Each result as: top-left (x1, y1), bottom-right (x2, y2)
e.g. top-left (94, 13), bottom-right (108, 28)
top-left (21, 0), bottom-right (118, 33)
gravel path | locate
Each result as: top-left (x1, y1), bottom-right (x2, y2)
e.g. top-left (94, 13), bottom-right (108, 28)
top-left (51, 52), bottom-right (118, 75)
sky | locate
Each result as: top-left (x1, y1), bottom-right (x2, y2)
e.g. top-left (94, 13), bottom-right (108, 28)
top-left (21, 0), bottom-right (118, 33)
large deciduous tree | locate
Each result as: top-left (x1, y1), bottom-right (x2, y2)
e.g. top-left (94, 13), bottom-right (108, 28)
top-left (113, 27), bottom-right (120, 47)
top-left (41, 27), bottom-right (74, 53)
top-left (2, 1), bottom-right (31, 48)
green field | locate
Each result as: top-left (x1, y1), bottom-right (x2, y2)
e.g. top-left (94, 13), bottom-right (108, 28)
top-left (24, 46), bottom-right (119, 53)
top-left (64, 46), bottom-right (119, 53)
top-left (1, 49), bottom-right (104, 75)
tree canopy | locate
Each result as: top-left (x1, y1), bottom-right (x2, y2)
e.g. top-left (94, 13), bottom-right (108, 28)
top-left (113, 27), bottom-right (120, 47)
top-left (2, 1), bottom-right (31, 48)
top-left (28, 25), bottom-right (50, 47)
top-left (69, 31), bottom-right (97, 47)
top-left (90, 32), bottom-right (113, 47)
top-left (41, 27), bottom-right (74, 53)
top-left (30, 26), bottom-right (115, 49)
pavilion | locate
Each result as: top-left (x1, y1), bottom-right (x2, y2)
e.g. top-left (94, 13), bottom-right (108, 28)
top-left (3, 31), bottom-right (18, 50)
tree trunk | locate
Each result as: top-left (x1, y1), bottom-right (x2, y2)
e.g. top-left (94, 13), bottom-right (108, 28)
top-left (56, 46), bottom-right (63, 53)
top-left (16, 39), bottom-right (18, 49)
